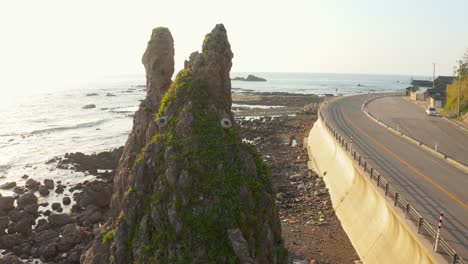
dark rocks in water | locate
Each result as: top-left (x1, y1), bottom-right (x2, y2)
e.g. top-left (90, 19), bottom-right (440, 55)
top-left (34, 229), bottom-right (59, 243)
top-left (232, 74), bottom-right (267, 82)
top-left (44, 179), bottom-right (54, 189)
top-left (75, 205), bottom-right (103, 225)
top-left (13, 214), bottom-right (34, 235)
top-left (56, 224), bottom-right (90, 252)
top-left (82, 25), bottom-right (285, 264)
top-left (106, 93), bottom-right (116, 97)
top-left (0, 182), bottom-right (16, 189)
top-left (55, 184), bottom-right (65, 194)
top-left (35, 218), bottom-right (49, 231)
top-left (25, 178), bottom-right (40, 190)
top-left (38, 185), bottom-right (50, 196)
top-left (76, 181), bottom-right (112, 209)
top-left (48, 213), bottom-right (72, 227)
top-left (55, 147), bottom-right (123, 176)
top-left (24, 204), bottom-right (39, 215)
top-left (21, 174), bottom-right (29, 179)
top-left (86, 93), bottom-right (99, 96)
top-left (13, 186), bottom-right (26, 195)
top-left (82, 104), bottom-right (96, 109)
top-left (69, 183), bottom-right (83, 192)
top-left (63, 196), bottom-right (71, 205)
top-left (0, 196), bottom-right (14, 211)
top-left (51, 203), bottom-right (61, 211)
top-left (17, 193), bottom-right (38, 208)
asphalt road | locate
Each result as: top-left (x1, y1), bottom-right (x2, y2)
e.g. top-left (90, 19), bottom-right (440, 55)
top-left (322, 94), bottom-right (468, 260)
top-left (367, 96), bottom-right (468, 165)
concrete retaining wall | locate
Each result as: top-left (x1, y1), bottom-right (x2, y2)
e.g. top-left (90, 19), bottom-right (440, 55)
top-left (307, 118), bottom-right (437, 264)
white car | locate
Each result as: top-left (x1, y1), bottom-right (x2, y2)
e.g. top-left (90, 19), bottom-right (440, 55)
top-left (425, 107), bottom-right (438, 116)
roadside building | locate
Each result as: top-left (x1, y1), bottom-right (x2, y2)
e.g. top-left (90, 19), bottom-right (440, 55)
top-left (410, 87), bottom-right (427, 101)
top-left (411, 80), bottom-right (433, 88)
top-left (407, 79), bottom-right (432, 99)
top-left (434, 76), bottom-right (455, 90)
top-left (426, 90), bottom-right (445, 108)
top-left (423, 76), bottom-right (455, 108)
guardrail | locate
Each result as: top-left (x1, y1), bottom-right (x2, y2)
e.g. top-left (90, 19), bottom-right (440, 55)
top-left (318, 106), bottom-right (464, 264)
top-left (361, 96), bottom-right (468, 171)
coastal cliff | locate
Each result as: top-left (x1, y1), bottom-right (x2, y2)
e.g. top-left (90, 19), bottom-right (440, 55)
top-left (82, 24), bottom-right (286, 263)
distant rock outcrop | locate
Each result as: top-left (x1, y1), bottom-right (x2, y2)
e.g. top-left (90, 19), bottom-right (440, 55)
top-left (82, 104), bottom-right (96, 109)
top-left (232, 74), bottom-right (267, 82)
top-left (81, 24), bottom-right (285, 263)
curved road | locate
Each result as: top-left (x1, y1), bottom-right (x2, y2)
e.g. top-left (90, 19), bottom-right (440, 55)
top-left (322, 94), bottom-right (467, 260)
top-left (367, 96), bottom-right (468, 165)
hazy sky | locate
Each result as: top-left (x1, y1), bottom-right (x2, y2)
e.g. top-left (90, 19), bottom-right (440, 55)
top-left (1, 0), bottom-right (467, 92)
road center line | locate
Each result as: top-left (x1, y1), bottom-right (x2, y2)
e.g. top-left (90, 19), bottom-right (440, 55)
top-left (340, 108), bottom-right (468, 209)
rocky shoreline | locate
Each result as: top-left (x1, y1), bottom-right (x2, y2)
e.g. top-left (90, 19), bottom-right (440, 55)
top-left (0, 91), bottom-right (357, 263)
top-left (236, 102), bottom-right (359, 263)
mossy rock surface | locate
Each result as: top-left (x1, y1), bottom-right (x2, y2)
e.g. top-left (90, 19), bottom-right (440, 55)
top-left (113, 68), bottom-right (285, 263)
top-left (81, 24), bottom-right (286, 264)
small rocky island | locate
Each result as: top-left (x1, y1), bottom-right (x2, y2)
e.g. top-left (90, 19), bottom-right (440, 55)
top-left (232, 74), bottom-right (267, 82)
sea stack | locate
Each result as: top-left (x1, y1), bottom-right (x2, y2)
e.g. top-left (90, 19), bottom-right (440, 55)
top-left (82, 24), bottom-right (286, 264)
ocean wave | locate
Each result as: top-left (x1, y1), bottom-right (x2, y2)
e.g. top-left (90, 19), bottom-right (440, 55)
top-left (0, 163), bottom-right (12, 173)
top-left (28, 119), bottom-right (109, 136)
top-left (109, 106), bottom-right (139, 114)
top-left (0, 132), bottom-right (18, 137)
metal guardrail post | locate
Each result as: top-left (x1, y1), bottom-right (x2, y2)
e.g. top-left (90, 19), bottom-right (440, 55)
top-left (418, 217), bottom-right (424, 233)
top-left (320, 102), bottom-right (462, 262)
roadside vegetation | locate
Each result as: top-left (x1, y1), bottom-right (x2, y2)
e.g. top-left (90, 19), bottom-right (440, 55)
top-left (444, 49), bottom-right (468, 119)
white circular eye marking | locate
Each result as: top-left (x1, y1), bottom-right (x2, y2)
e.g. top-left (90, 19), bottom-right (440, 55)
top-left (221, 118), bottom-right (232, 128)
top-left (156, 116), bottom-right (168, 127)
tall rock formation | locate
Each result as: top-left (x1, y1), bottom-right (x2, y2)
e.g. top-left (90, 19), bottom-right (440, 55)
top-left (82, 24), bottom-right (286, 264)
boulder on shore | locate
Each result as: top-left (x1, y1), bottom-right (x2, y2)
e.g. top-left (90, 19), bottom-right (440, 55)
top-left (0, 196), bottom-right (14, 211)
top-left (0, 182), bottom-right (16, 190)
top-left (17, 193), bottom-right (38, 208)
top-left (48, 214), bottom-right (72, 227)
top-left (25, 178), bottom-right (40, 190)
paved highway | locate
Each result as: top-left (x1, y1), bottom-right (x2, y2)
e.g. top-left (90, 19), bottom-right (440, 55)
top-left (322, 94), bottom-right (467, 260)
top-left (367, 96), bottom-right (468, 165)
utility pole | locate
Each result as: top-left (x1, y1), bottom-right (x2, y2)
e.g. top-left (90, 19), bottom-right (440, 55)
top-left (432, 63), bottom-right (436, 89)
top-left (458, 60), bottom-right (462, 118)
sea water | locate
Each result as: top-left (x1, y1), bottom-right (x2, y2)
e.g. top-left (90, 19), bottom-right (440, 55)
top-left (0, 72), bottom-right (425, 191)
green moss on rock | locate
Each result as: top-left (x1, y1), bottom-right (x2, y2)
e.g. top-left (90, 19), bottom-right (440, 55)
top-left (124, 68), bottom-right (285, 263)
